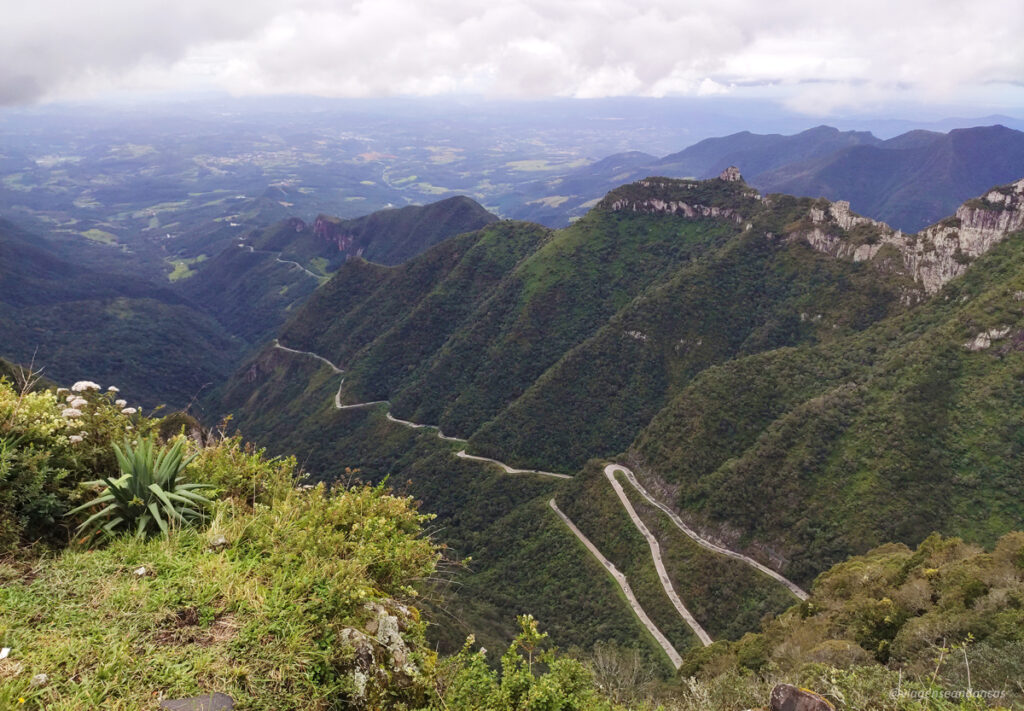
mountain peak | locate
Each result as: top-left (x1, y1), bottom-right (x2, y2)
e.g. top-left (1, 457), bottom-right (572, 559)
top-left (597, 175), bottom-right (761, 221)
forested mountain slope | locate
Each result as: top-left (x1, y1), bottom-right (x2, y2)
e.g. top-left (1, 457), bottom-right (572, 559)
top-left (216, 172), bottom-right (1024, 658)
top-left (179, 197), bottom-right (498, 344)
top-left (0, 219), bottom-right (244, 409)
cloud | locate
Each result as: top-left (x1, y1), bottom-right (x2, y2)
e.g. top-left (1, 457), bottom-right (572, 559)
top-left (2, 0), bottom-right (1022, 113)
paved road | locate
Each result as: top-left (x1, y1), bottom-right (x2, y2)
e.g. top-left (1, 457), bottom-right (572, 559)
top-left (605, 466), bottom-right (712, 645)
top-left (549, 499), bottom-right (683, 669)
top-left (237, 244), bottom-right (325, 280)
top-left (457, 450), bottom-right (570, 479)
top-left (612, 465), bottom-right (808, 600)
top-left (272, 342), bottom-right (569, 479)
top-left (271, 337), bottom-right (806, 657)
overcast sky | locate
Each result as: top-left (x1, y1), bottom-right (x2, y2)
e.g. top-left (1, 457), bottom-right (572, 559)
top-left (3, 0), bottom-right (1022, 115)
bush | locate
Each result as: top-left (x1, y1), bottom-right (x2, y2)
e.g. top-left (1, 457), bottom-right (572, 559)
top-left (0, 377), bottom-right (148, 551)
top-left (185, 431), bottom-right (299, 506)
top-left (68, 436), bottom-right (213, 542)
top-left (434, 615), bottom-right (620, 710)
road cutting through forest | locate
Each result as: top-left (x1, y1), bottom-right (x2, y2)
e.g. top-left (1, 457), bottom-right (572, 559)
top-left (273, 339), bottom-right (809, 667)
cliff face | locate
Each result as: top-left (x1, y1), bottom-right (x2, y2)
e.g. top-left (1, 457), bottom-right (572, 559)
top-left (600, 174), bottom-right (760, 224)
top-left (791, 178), bottom-right (1024, 295)
top-left (312, 215), bottom-right (358, 253)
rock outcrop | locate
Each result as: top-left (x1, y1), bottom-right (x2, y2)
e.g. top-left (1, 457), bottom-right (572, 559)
top-left (769, 684), bottom-right (836, 711)
top-left (340, 599), bottom-right (427, 707)
top-left (791, 178), bottom-right (1024, 295)
top-left (312, 214), bottom-right (356, 252)
top-left (720, 165), bottom-right (742, 182)
top-left (603, 177), bottom-right (758, 223)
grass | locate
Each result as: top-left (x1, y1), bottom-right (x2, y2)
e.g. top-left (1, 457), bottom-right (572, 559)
top-left (0, 483), bottom-right (439, 710)
top-left (79, 229), bottom-right (118, 245)
top-left (166, 255), bottom-right (207, 282)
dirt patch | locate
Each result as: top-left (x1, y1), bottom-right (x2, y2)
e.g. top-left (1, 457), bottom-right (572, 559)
top-left (152, 609), bottom-right (238, 647)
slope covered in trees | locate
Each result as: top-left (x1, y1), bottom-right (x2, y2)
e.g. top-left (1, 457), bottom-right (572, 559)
top-left (217, 173), bottom-right (1024, 670)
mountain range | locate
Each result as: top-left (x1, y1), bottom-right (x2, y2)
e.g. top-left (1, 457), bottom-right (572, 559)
top-left (214, 169), bottom-right (1024, 661)
top-left (511, 125), bottom-right (1024, 233)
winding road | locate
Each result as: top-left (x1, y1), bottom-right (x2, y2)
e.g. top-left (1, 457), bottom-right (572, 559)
top-left (271, 338), bottom-right (808, 665)
top-left (271, 341), bottom-right (565, 479)
top-left (238, 243), bottom-right (326, 281)
top-left (549, 499), bottom-right (684, 668)
top-left (605, 466), bottom-right (712, 646)
top-left (613, 465), bottom-right (808, 600)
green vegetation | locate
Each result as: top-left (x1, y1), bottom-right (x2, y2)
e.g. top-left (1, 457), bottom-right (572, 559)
top-left (4, 372), bottom-right (1015, 710)
top-left (683, 533), bottom-right (1024, 709)
top-left (633, 224), bottom-right (1024, 582)
top-left (79, 229), bottom-right (118, 245)
top-left (217, 177), bottom-right (1024, 683)
top-left (611, 469), bottom-right (796, 641)
top-left (69, 437), bottom-right (212, 542)
top-left (166, 255), bottom-right (207, 282)
top-left (0, 219), bottom-right (245, 409)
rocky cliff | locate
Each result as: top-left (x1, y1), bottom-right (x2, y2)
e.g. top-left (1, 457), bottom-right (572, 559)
top-left (788, 178), bottom-right (1024, 295)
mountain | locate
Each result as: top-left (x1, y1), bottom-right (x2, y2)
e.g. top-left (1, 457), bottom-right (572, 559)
top-left (0, 218), bottom-right (245, 409)
top-left (215, 171), bottom-right (1024, 663)
top-left (507, 125), bottom-right (1024, 232)
top-left (178, 197), bottom-right (498, 344)
top-left (759, 124), bottom-right (1024, 231)
top-left (653, 125), bottom-right (881, 180)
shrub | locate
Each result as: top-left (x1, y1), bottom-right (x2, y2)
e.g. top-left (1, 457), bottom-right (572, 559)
top-left (68, 437), bottom-right (212, 542)
top-left (186, 432), bottom-right (299, 506)
top-left (0, 377), bottom-right (147, 551)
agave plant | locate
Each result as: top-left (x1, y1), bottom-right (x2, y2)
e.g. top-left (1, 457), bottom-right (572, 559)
top-left (68, 437), bottom-right (212, 541)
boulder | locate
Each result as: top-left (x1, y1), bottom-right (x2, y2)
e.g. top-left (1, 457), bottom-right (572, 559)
top-left (770, 684), bottom-right (835, 711)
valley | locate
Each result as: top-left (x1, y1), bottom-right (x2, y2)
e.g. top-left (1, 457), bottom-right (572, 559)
top-left (4, 107), bottom-right (1024, 708)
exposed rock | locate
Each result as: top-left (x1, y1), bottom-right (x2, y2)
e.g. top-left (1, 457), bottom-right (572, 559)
top-left (339, 627), bottom-right (376, 670)
top-left (964, 327), bottom-right (1012, 351)
top-left (793, 178), bottom-right (1024, 295)
top-left (608, 196), bottom-right (746, 222)
top-left (770, 683), bottom-right (835, 711)
top-left (159, 693), bottom-right (234, 711)
top-left (313, 215), bottom-right (356, 252)
top-left (207, 534), bottom-right (229, 552)
top-left (719, 165), bottom-right (742, 182)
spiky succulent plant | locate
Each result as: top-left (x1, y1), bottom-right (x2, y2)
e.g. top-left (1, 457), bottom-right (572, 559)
top-left (68, 436), bottom-right (212, 541)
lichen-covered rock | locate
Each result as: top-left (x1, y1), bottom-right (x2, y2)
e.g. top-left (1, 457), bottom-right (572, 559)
top-left (339, 598), bottom-right (432, 707)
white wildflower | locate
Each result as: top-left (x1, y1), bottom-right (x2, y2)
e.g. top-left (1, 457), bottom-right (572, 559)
top-left (70, 397), bottom-right (88, 408)
top-left (65, 395), bottom-right (75, 402)
top-left (107, 386), bottom-right (119, 393)
top-left (115, 399), bottom-right (127, 408)
top-left (121, 407), bottom-right (137, 415)
top-left (71, 381), bottom-right (101, 392)
top-left (69, 435), bottom-right (83, 444)
top-left (61, 408), bottom-right (83, 418)
top-left (56, 388), bottom-right (68, 395)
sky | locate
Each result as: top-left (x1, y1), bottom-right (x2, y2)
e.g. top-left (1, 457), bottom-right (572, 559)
top-left (3, 0), bottom-right (1023, 116)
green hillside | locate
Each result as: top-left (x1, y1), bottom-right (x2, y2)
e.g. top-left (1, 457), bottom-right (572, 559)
top-left (216, 173), bottom-right (1024, 665)
top-left (180, 197), bottom-right (498, 344)
top-left (0, 220), bottom-right (245, 410)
